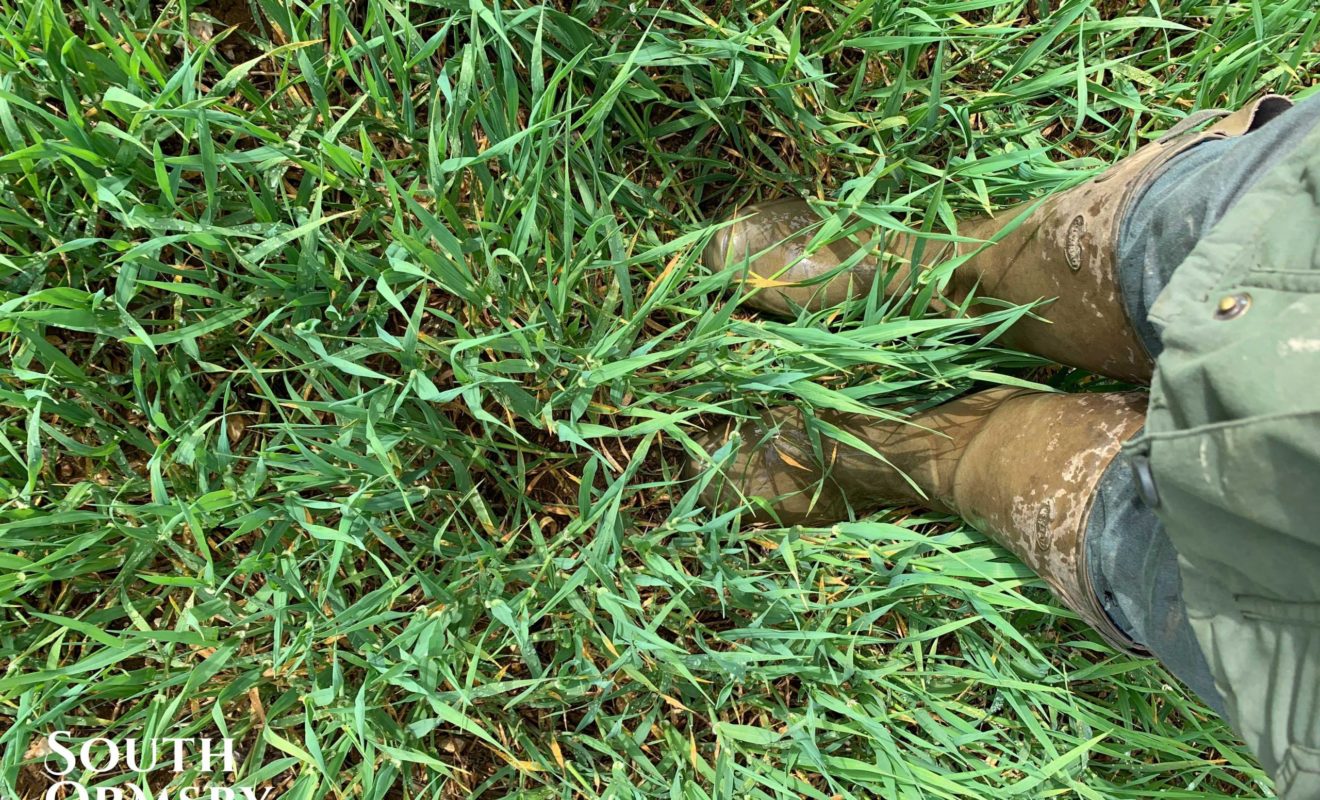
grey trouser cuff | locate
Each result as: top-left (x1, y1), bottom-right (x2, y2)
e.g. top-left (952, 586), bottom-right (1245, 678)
top-left (1085, 453), bottom-right (1224, 715)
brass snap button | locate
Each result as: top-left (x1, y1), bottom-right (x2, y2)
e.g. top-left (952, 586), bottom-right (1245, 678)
top-left (1214, 292), bottom-right (1251, 320)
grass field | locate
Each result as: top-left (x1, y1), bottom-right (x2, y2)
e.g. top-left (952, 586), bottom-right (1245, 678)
top-left (1, 0), bottom-right (1317, 797)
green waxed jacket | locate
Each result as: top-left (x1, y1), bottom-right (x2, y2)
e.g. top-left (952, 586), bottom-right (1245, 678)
top-left (1125, 119), bottom-right (1320, 797)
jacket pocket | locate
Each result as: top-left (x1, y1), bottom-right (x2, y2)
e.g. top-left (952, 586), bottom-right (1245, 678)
top-left (1279, 744), bottom-right (1320, 800)
top-left (1144, 412), bottom-right (1320, 552)
top-left (1236, 596), bottom-right (1320, 626)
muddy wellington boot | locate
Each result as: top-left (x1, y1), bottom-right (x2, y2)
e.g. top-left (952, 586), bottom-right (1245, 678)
top-left (705, 95), bottom-right (1293, 382)
top-left (691, 387), bottom-right (1147, 649)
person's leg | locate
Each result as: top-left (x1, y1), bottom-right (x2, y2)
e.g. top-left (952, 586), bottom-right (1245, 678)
top-left (689, 387), bottom-right (1148, 651)
top-left (704, 95), bottom-right (1293, 383)
top-left (1086, 92), bottom-right (1320, 714)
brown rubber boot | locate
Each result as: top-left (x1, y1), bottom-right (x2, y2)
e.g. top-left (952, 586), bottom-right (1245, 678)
top-left (705, 95), bottom-right (1293, 382)
top-left (689, 387), bottom-right (1148, 649)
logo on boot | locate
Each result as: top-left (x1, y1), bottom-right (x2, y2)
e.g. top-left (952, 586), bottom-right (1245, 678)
top-left (1065, 215), bottom-right (1086, 272)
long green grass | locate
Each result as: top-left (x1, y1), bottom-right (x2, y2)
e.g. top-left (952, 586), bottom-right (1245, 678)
top-left (1, 0), bottom-right (1316, 797)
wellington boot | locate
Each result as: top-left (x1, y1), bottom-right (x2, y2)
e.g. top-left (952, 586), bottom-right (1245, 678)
top-left (689, 387), bottom-right (1147, 649)
top-left (705, 95), bottom-right (1293, 382)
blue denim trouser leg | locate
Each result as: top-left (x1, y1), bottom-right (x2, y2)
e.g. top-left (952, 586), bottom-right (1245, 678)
top-left (1085, 92), bottom-right (1320, 715)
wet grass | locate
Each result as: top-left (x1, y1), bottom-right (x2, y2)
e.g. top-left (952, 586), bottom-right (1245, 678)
top-left (1, 0), bottom-right (1316, 797)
